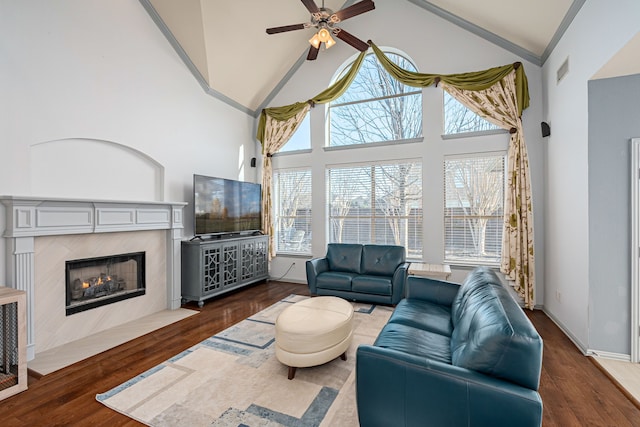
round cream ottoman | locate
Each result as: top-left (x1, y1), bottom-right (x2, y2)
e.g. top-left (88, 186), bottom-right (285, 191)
top-left (275, 296), bottom-right (354, 380)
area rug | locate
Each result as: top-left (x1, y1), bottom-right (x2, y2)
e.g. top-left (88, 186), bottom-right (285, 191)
top-left (96, 294), bottom-right (392, 426)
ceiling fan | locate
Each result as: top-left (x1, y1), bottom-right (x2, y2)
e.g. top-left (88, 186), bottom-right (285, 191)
top-left (266, 0), bottom-right (375, 61)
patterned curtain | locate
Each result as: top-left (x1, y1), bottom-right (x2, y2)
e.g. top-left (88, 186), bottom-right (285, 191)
top-left (260, 104), bottom-right (311, 257)
top-left (441, 70), bottom-right (535, 309)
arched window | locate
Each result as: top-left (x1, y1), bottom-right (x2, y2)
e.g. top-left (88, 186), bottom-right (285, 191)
top-left (328, 50), bottom-right (422, 147)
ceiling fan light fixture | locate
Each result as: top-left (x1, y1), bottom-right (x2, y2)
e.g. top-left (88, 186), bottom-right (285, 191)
top-left (317, 27), bottom-right (331, 43)
top-left (309, 33), bottom-right (321, 49)
top-left (268, 0), bottom-right (375, 60)
top-left (324, 34), bottom-right (336, 49)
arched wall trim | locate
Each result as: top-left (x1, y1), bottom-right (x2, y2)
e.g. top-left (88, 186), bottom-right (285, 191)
top-left (30, 138), bottom-right (165, 201)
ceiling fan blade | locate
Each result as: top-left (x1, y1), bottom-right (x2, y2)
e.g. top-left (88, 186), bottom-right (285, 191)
top-left (301, 0), bottom-right (320, 14)
top-left (335, 29), bottom-right (370, 51)
top-left (332, 0), bottom-right (375, 22)
top-left (307, 45), bottom-right (319, 61)
top-left (266, 23), bottom-right (307, 34)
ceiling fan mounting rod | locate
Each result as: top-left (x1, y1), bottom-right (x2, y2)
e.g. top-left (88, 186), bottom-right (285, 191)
top-left (311, 8), bottom-right (335, 28)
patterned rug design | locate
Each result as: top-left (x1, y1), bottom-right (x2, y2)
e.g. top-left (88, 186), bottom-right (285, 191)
top-left (96, 295), bottom-right (392, 426)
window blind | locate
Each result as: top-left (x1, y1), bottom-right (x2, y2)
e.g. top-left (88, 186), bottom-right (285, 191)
top-left (273, 169), bottom-right (312, 254)
top-left (444, 155), bottom-right (505, 264)
top-left (327, 161), bottom-right (422, 259)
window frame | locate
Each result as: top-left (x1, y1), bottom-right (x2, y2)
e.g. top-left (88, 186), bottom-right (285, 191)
top-left (326, 159), bottom-right (423, 260)
top-left (272, 167), bottom-right (313, 256)
top-left (443, 152), bottom-right (506, 266)
top-left (442, 91), bottom-right (504, 137)
top-left (327, 51), bottom-right (423, 148)
top-left (275, 113), bottom-right (311, 154)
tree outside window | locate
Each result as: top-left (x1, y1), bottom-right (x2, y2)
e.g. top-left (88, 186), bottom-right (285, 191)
top-left (329, 52), bottom-right (422, 146)
top-left (273, 169), bottom-right (312, 254)
top-left (444, 155), bottom-right (505, 264)
top-left (443, 91), bottom-right (501, 135)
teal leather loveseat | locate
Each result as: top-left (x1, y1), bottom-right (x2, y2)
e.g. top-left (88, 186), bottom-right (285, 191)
top-left (306, 243), bottom-right (408, 305)
top-left (356, 267), bottom-right (544, 427)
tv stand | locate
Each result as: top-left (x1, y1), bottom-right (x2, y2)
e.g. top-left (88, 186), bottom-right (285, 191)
top-left (181, 234), bottom-right (269, 307)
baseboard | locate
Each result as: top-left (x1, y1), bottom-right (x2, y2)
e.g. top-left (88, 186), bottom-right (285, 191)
top-left (541, 307), bottom-right (588, 355)
top-left (268, 277), bottom-right (307, 285)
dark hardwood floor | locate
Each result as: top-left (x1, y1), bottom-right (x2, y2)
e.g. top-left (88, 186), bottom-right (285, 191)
top-left (0, 281), bottom-right (638, 426)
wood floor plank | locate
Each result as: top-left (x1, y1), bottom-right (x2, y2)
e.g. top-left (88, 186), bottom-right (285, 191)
top-left (0, 282), bottom-right (638, 426)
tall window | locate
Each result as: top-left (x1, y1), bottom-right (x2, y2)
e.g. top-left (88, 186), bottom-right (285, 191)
top-left (328, 52), bottom-right (422, 146)
top-left (273, 169), bottom-right (312, 254)
top-left (444, 155), bottom-right (505, 264)
top-left (327, 161), bottom-right (422, 259)
top-left (443, 92), bottom-right (500, 135)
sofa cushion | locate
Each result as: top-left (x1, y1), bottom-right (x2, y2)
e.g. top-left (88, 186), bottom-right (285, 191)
top-left (388, 299), bottom-right (453, 337)
top-left (450, 274), bottom-right (543, 390)
top-left (316, 271), bottom-right (356, 291)
top-left (352, 275), bottom-right (392, 296)
top-left (326, 243), bottom-right (363, 274)
top-left (361, 245), bottom-right (405, 276)
top-left (451, 266), bottom-right (503, 326)
top-left (374, 322), bottom-right (451, 364)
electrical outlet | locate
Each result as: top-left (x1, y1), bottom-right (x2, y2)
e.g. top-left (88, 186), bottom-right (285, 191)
top-left (555, 290), bottom-right (561, 302)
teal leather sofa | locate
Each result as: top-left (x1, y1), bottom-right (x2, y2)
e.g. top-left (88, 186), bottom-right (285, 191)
top-left (356, 267), bottom-right (544, 427)
top-left (306, 243), bottom-right (408, 305)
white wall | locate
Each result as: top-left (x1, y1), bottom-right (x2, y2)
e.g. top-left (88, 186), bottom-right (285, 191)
top-left (0, 1), bottom-right (257, 282)
top-left (264, 0), bottom-right (546, 304)
top-left (542, 0), bottom-right (640, 352)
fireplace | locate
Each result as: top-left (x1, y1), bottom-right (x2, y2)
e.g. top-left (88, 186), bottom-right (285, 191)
top-left (65, 252), bottom-right (145, 316)
top-left (1, 196), bottom-right (186, 360)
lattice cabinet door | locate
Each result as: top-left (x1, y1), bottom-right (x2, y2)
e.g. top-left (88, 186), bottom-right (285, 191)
top-left (255, 238), bottom-right (268, 277)
top-left (240, 240), bottom-right (256, 282)
top-left (202, 245), bottom-right (222, 294)
top-left (221, 242), bottom-right (239, 288)
top-left (0, 287), bottom-right (27, 401)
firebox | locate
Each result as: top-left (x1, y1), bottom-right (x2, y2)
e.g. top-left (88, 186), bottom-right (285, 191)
top-left (65, 252), bottom-right (145, 316)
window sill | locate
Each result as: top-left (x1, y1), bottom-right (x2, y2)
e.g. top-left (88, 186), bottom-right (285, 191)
top-left (324, 137), bottom-right (423, 152)
top-left (272, 148), bottom-right (312, 157)
top-left (275, 252), bottom-right (313, 259)
top-left (445, 260), bottom-right (501, 269)
top-left (441, 129), bottom-right (507, 140)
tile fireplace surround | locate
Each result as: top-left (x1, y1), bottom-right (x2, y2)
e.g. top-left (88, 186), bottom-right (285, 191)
top-left (0, 196), bottom-right (186, 361)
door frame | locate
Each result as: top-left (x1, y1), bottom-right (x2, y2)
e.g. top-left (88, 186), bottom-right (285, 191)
top-left (631, 138), bottom-right (640, 363)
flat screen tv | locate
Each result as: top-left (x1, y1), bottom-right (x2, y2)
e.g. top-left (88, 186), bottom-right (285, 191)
top-left (194, 174), bottom-right (262, 237)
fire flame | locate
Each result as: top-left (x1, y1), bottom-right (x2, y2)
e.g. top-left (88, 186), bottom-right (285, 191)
top-left (82, 275), bottom-right (111, 289)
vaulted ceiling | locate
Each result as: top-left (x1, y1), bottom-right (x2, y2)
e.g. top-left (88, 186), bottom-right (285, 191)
top-left (139, 0), bottom-right (637, 116)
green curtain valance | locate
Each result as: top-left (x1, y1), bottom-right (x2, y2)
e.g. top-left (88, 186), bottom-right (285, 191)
top-left (256, 50), bottom-right (367, 146)
top-left (368, 42), bottom-right (529, 116)
top-left (257, 41), bottom-right (530, 146)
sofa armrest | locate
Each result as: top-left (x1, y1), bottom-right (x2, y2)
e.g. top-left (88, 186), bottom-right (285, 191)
top-left (405, 275), bottom-right (460, 307)
top-left (356, 345), bottom-right (543, 427)
top-left (306, 258), bottom-right (329, 294)
top-left (390, 262), bottom-right (409, 304)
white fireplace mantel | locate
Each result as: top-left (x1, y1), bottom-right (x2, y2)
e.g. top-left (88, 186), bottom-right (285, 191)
top-left (0, 196), bottom-right (187, 360)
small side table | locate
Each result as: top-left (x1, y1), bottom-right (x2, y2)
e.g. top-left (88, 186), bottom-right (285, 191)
top-left (408, 263), bottom-right (452, 280)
